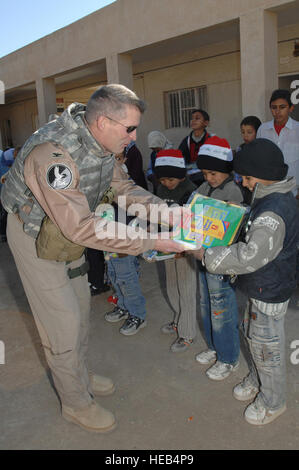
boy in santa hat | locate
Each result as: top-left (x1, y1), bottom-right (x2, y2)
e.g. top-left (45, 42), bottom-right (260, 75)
top-left (193, 136), bottom-right (244, 381)
top-left (154, 149), bottom-right (197, 352)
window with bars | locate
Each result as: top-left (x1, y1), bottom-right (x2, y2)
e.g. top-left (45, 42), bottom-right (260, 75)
top-left (165, 86), bottom-right (207, 128)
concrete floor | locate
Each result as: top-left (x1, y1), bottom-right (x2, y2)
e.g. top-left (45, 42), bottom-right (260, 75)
top-left (0, 241), bottom-right (298, 450)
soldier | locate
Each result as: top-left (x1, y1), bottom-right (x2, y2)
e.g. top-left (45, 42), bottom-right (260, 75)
top-left (1, 84), bottom-right (184, 433)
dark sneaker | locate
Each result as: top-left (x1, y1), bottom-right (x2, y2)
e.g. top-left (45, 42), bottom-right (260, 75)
top-left (160, 321), bottom-right (178, 335)
top-left (90, 283), bottom-right (111, 296)
top-left (105, 307), bottom-right (129, 323)
top-left (119, 315), bottom-right (147, 336)
top-left (170, 337), bottom-right (193, 353)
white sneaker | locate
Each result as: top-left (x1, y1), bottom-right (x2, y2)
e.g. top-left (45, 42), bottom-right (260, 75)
top-left (244, 398), bottom-right (286, 426)
top-left (233, 375), bottom-right (259, 402)
top-left (206, 360), bottom-right (239, 381)
top-left (195, 349), bottom-right (216, 365)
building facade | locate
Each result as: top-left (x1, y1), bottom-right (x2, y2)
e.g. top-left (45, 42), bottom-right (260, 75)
top-left (0, 0), bottom-right (299, 160)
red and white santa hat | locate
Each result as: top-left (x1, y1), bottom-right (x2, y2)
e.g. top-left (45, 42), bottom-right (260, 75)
top-left (197, 136), bottom-right (233, 173)
top-left (154, 149), bottom-right (186, 179)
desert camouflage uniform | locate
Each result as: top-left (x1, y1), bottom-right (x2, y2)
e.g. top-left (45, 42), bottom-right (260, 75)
top-left (1, 103), bottom-right (160, 410)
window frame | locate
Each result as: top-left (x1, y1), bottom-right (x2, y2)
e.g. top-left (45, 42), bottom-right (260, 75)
top-left (164, 86), bottom-right (208, 129)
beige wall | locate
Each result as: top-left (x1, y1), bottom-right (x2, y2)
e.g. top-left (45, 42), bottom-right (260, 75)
top-left (0, 99), bottom-right (37, 147)
top-left (0, 0), bottom-right (299, 164)
top-left (1, 29), bottom-right (299, 159)
top-left (133, 47), bottom-right (242, 156)
top-left (0, 0), bottom-right (294, 92)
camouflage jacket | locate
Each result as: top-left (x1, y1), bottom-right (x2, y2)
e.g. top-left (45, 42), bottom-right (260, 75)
top-left (1, 103), bottom-right (160, 255)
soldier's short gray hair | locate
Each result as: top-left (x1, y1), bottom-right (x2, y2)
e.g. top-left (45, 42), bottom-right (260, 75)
top-left (85, 84), bottom-right (146, 124)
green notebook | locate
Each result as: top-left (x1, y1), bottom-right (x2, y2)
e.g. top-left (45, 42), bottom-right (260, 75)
top-left (172, 192), bottom-right (249, 249)
top-left (143, 193), bottom-right (249, 261)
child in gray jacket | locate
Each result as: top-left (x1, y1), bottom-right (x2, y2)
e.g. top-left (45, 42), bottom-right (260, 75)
top-left (195, 138), bottom-right (299, 425)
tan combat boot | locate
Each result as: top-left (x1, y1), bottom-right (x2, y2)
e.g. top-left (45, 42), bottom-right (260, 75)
top-left (62, 400), bottom-right (116, 433)
top-left (90, 374), bottom-right (115, 396)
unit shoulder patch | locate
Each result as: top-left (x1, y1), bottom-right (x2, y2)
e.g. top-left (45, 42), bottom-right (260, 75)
top-left (47, 164), bottom-right (73, 190)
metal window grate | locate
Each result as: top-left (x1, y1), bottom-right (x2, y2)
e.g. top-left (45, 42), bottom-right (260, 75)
top-left (165, 86), bottom-right (207, 128)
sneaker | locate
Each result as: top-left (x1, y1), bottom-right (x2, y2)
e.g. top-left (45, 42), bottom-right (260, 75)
top-left (62, 400), bottom-right (116, 433)
top-left (206, 360), bottom-right (239, 381)
top-left (244, 397), bottom-right (286, 426)
top-left (119, 315), bottom-right (147, 336)
top-left (170, 337), bottom-right (193, 353)
top-left (195, 349), bottom-right (216, 365)
top-left (160, 321), bottom-right (178, 335)
top-left (105, 306), bottom-right (129, 323)
top-left (90, 283), bottom-right (110, 296)
top-left (233, 375), bottom-right (259, 402)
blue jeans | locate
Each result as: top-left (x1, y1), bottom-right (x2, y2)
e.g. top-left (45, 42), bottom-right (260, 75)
top-left (242, 298), bottom-right (288, 410)
top-left (198, 269), bottom-right (240, 365)
top-left (107, 255), bottom-right (146, 320)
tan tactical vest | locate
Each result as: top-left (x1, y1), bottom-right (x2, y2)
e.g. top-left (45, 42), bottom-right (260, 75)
top-left (1, 103), bottom-right (115, 241)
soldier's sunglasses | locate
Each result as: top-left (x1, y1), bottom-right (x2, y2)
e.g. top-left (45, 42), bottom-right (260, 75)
top-left (104, 115), bottom-right (138, 134)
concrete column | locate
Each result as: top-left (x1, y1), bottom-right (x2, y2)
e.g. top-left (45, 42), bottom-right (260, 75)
top-left (240, 9), bottom-right (278, 121)
top-left (106, 53), bottom-right (133, 90)
top-left (35, 77), bottom-right (57, 127)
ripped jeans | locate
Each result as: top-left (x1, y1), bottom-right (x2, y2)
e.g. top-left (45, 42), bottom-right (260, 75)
top-left (242, 298), bottom-right (288, 410)
top-left (198, 270), bottom-right (240, 365)
top-left (107, 255), bottom-right (146, 320)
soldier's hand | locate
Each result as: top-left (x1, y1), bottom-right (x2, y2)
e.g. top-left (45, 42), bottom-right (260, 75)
top-left (154, 237), bottom-right (185, 254)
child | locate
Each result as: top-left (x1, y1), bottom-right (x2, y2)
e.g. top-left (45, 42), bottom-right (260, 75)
top-left (193, 136), bottom-right (244, 380)
top-left (154, 149), bottom-right (197, 352)
top-left (196, 138), bottom-right (299, 425)
top-left (234, 116), bottom-right (261, 204)
top-left (240, 116), bottom-right (262, 147)
top-left (179, 109), bottom-right (211, 186)
top-left (104, 250), bottom-right (147, 336)
top-left (146, 131), bottom-right (173, 194)
top-left (104, 155), bottom-right (147, 336)
top-left (257, 89), bottom-right (299, 200)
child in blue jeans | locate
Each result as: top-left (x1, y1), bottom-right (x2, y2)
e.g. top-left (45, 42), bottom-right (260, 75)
top-left (196, 138), bottom-right (299, 425)
top-left (104, 252), bottom-right (146, 336)
top-left (104, 156), bottom-right (147, 336)
top-left (193, 136), bottom-right (244, 380)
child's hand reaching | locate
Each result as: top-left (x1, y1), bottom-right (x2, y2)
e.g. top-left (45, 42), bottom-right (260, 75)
top-left (188, 247), bottom-right (205, 260)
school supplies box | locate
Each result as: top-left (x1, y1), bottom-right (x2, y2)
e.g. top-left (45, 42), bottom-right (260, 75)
top-left (173, 192), bottom-right (249, 249)
top-left (143, 193), bottom-right (249, 261)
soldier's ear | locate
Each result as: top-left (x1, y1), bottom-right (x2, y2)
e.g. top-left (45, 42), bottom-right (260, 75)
top-left (96, 115), bottom-right (106, 131)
